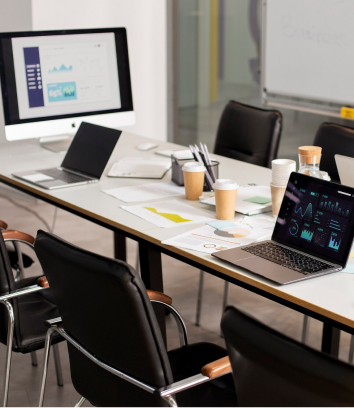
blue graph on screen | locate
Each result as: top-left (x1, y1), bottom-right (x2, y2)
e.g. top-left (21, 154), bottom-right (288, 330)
top-left (294, 202), bottom-right (313, 219)
top-left (300, 229), bottom-right (314, 241)
top-left (328, 235), bottom-right (341, 250)
top-left (48, 64), bottom-right (73, 74)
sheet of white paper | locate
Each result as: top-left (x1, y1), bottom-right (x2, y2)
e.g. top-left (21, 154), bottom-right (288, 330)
top-left (103, 182), bottom-right (185, 203)
top-left (202, 186), bottom-right (272, 215)
top-left (239, 215), bottom-right (276, 230)
top-left (22, 173), bottom-right (54, 182)
top-left (162, 224), bottom-right (271, 254)
top-left (122, 199), bottom-right (215, 228)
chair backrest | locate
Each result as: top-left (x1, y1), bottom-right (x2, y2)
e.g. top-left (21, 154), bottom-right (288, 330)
top-left (221, 306), bottom-right (354, 407)
top-left (34, 230), bottom-right (173, 407)
top-left (214, 100), bottom-right (282, 168)
top-left (0, 232), bottom-right (22, 348)
top-left (313, 123), bottom-right (354, 182)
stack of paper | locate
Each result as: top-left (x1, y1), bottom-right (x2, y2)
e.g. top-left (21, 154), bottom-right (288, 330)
top-left (201, 185), bottom-right (272, 216)
top-left (108, 157), bottom-right (171, 179)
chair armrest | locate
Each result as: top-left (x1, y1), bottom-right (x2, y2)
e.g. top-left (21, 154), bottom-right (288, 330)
top-left (45, 317), bottom-right (63, 328)
top-left (0, 220), bottom-right (8, 230)
top-left (37, 276), bottom-right (49, 288)
top-left (201, 356), bottom-right (231, 378)
top-left (147, 290), bottom-right (172, 305)
top-left (2, 230), bottom-right (35, 245)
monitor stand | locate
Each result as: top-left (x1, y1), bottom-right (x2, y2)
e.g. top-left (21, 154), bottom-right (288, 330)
top-left (39, 134), bottom-right (73, 153)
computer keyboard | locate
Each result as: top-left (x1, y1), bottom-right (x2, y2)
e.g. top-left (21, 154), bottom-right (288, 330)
top-left (41, 168), bottom-right (89, 184)
top-left (242, 242), bottom-right (334, 275)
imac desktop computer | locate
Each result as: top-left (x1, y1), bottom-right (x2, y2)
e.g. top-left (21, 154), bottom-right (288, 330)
top-left (0, 27), bottom-right (135, 151)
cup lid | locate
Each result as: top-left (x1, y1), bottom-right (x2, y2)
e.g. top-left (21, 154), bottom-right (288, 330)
top-left (182, 162), bottom-right (206, 172)
top-left (213, 179), bottom-right (239, 190)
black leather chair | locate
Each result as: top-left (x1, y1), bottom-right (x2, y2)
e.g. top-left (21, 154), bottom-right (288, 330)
top-left (196, 100), bottom-right (283, 327)
top-left (214, 100), bottom-right (282, 168)
top-left (0, 229), bottom-right (64, 406)
top-left (221, 305), bottom-right (354, 406)
top-left (313, 122), bottom-right (354, 183)
top-left (35, 230), bottom-right (237, 407)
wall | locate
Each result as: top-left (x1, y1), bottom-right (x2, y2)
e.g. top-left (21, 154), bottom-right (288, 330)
top-left (0, 0), bottom-right (168, 142)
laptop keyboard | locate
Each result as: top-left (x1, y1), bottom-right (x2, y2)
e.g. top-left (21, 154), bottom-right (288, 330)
top-left (40, 168), bottom-right (89, 184)
top-left (242, 242), bottom-right (334, 275)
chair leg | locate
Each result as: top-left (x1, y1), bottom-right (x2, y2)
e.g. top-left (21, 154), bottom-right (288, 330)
top-left (162, 395), bottom-right (177, 407)
top-left (349, 335), bottom-right (354, 364)
top-left (38, 328), bottom-right (55, 407)
top-left (75, 396), bottom-right (86, 407)
top-left (31, 351), bottom-right (38, 367)
top-left (196, 270), bottom-right (205, 326)
top-left (52, 344), bottom-right (63, 386)
top-left (2, 301), bottom-right (14, 407)
top-left (302, 315), bottom-right (310, 344)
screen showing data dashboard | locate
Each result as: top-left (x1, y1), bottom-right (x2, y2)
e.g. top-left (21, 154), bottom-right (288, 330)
top-left (273, 173), bottom-right (354, 265)
top-left (0, 28), bottom-right (133, 125)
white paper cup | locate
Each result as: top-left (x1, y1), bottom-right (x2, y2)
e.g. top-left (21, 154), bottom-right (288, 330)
top-left (271, 159), bottom-right (296, 186)
top-left (182, 162), bottom-right (206, 200)
top-left (213, 179), bottom-right (239, 220)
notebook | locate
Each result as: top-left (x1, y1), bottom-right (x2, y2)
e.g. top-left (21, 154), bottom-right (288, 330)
top-left (108, 157), bottom-right (171, 179)
top-left (13, 122), bottom-right (121, 190)
top-left (213, 172), bottom-right (354, 284)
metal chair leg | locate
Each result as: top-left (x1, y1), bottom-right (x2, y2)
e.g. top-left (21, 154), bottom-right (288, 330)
top-left (196, 270), bottom-right (204, 326)
top-left (302, 315), bottom-right (310, 344)
top-left (31, 351), bottom-right (38, 367)
top-left (349, 335), bottom-right (354, 364)
top-left (38, 328), bottom-right (55, 407)
top-left (75, 396), bottom-right (86, 407)
top-left (52, 344), bottom-right (63, 386)
top-left (2, 301), bottom-right (14, 407)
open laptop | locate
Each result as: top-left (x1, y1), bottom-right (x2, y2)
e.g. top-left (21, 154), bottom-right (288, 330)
top-left (335, 154), bottom-right (354, 187)
top-left (213, 172), bottom-right (354, 284)
top-left (13, 122), bottom-right (121, 190)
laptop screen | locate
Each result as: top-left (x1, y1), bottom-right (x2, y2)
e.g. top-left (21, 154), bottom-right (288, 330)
top-left (273, 172), bottom-right (354, 267)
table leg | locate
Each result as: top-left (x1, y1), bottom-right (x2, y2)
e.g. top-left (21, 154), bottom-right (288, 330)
top-left (321, 322), bottom-right (340, 357)
top-left (114, 232), bottom-right (127, 261)
top-left (138, 241), bottom-right (166, 345)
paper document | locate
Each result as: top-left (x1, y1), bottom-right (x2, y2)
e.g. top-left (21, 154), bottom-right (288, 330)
top-left (103, 182), bottom-right (185, 203)
top-left (108, 157), bottom-right (171, 179)
top-left (122, 199), bottom-right (215, 228)
top-left (239, 215), bottom-right (276, 230)
top-left (201, 186), bottom-right (272, 215)
top-left (162, 224), bottom-right (271, 254)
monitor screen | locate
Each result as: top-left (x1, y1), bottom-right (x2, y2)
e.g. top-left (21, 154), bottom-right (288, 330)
top-left (273, 172), bottom-right (354, 267)
top-left (0, 28), bottom-right (134, 141)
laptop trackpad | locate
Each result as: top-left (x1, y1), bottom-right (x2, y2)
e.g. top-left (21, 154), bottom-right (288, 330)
top-left (236, 256), bottom-right (304, 284)
top-left (40, 180), bottom-right (68, 189)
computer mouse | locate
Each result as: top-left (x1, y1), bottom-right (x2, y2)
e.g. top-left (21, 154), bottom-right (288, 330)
top-left (137, 143), bottom-right (159, 151)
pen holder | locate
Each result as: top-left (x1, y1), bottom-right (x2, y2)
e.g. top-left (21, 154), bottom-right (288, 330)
top-left (171, 157), bottom-right (219, 191)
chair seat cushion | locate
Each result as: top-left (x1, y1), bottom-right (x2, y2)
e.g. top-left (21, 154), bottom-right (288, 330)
top-left (11, 278), bottom-right (63, 353)
top-left (168, 342), bottom-right (237, 407)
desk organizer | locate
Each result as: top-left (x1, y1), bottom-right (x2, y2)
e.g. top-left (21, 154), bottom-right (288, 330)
top-left (171, 156), bottom-right (219, 191)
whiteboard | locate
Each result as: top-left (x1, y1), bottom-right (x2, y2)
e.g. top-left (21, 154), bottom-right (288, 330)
top-left (263, 0), bottom-right (354, 107)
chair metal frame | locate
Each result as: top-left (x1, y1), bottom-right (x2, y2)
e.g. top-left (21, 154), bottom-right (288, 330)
top-left (0, 237), bottom-right (63, 407)
top-left (38, 301), bottom-right (230, 407)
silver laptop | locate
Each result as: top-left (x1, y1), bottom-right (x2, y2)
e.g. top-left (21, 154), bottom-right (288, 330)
top-left (213, 172), bottom-right (354, 284)
top-left (13, 122), bottom-right (121, 190)
top-left (335, 154), bottom-right (354, 187)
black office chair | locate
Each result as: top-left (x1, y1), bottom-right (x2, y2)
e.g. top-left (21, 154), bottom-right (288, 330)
top-left (221, 305), bottom-right (354, 406)
top-left (0, 229), bottom-right (64, 407)
top-left (196, 100), bottom-right (283, 327)
top-left (214, 100), bottom-right (282, 168)
top-left (35, 230), bottom-right (237, 407)
top-left (314, 122), bottom-right (354, 183)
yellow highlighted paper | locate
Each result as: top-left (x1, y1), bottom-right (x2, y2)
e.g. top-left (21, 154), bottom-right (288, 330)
top-left (340, 107), bottom-right (354, 120)
top-left (144, 207), bottom-right (192, 223)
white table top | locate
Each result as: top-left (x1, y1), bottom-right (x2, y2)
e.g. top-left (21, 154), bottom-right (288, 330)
top-left (1, 133), bottom-right (353, 330)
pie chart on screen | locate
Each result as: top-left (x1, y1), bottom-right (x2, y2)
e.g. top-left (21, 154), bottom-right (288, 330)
top-left (214, 228), bottom-right (251, 238)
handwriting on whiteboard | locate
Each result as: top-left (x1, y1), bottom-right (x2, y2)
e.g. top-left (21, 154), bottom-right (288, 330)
top-left (282, 15), bottom-right (347, 46)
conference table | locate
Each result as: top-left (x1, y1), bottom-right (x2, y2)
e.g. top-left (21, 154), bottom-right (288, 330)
top-left (0, 131), bottom-right (352, 357)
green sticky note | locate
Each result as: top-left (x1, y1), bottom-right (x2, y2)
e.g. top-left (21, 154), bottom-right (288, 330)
top-left (243, 196), bottom-right (272, 205)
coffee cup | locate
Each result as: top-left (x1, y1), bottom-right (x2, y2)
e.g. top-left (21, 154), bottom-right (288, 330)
top-left (182, 162), bottom-right (206, 200)
top-left (213, 179), bottom-right (238, 220)
top-left (270, 183), bottom-right (287, 217)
